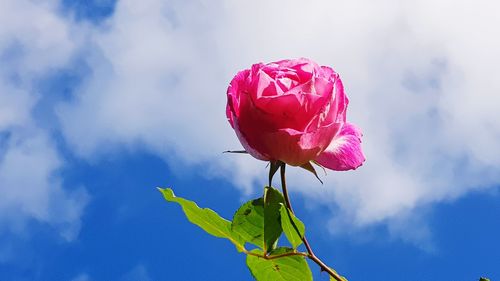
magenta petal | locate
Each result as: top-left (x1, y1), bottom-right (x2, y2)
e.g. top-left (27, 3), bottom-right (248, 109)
top-left (226, 69), bottom-right (250, 127)
top-left (232, 114), bottom-right (270, 161)
top-left (260, 122), bottom-right (341, 166)
top-left (315, 123), bottom-right (365, 171)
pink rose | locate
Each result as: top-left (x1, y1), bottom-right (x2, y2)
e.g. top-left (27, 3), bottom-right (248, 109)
top-left (226, 58), bottom-right (365, 171)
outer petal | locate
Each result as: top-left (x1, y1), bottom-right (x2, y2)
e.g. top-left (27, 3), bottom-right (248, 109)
top-left (322, 72), bottom-right (348, 125)
top-left (315, 123), bottom-right (365, 171)
top-left (253, 92), bottom-right (327, 131)
top-left (260, 122), bottom-right (342, 166)
top-left (232, 112), bottom-right (270, 161)
top-left (226, 69), bottom-right (250, 128)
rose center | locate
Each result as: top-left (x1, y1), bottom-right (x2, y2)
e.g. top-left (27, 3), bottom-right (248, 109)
top-left (276, 77), bottom-right (299, 93)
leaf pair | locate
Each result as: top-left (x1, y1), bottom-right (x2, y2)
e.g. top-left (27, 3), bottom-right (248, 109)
top-left (159, 187), bottom-right (312, 281)
top-left (232, 187), bottom-right (311, 280)
top-left (232, 186), bottom-right (305, 253)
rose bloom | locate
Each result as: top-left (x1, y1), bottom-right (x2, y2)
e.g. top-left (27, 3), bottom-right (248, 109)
top-left (226, 58), bottom-right (365, 171)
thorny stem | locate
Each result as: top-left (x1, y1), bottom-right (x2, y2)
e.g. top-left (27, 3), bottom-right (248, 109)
top-left (280, 164), bottom-right (344, 281)
top-left (245, 250), bottom-right (308, 260)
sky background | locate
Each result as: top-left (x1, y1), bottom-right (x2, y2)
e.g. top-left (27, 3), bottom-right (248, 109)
top-left (0, 0), bottom-right (499, 280)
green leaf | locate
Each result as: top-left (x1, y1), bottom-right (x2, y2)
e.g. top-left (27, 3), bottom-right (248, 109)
top-left (158, 187), bottom-right (245, 251)
top-left (246, 248), bottom-right (312, 281)
top-left (263, 186), bottom-right (285, 253)
top-left (279, 204), bottom-right (305, 249)
top-left (479, 278), bottom-right (490, 281)
top-left (329, 268), bottom-right (349, 281)
top-left (232, 198), bottom-right (265, 248)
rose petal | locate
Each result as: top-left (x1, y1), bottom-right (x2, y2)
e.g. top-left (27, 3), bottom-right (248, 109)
top-left (274, 58), bottom-right (319, 82)
top-left (226, 69), bottom-right (250, 128)
top-left (315, 123), bottom-right (365, 171)
top-left (232, 113), bottom-right (270, 161)
top-left (261, 63), bottom-right (299, 83)
top-left (250, 69), bottom-right (283, 98)
top-left (259, 122), bottom-right (342, 166)
top-left (238, 89), bottom-right (277, 131)
top-left (323, 74), bottom-right (348, 125)
top-left (252, 93), bottom-right (326, 131)
top-left (250, 76), bottom-right (331, 132)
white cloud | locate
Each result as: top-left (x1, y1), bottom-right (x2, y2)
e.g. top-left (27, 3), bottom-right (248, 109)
top-left (0, 130), bottom-right (88, 240)
top-left (0, 0), bottom-right (77, 75)
top-left (70, 273), bottom-right (92, 281)
top-left (57, 0), bottom-right (265, 193)
top-left (54, 0), bottom-right (500, 246)
top-left (0, 82), bottom-right (34, 132)
top-left (121, 264), bottom-right (151, 281)
top-left (0, 0), bottom-right (88, 246)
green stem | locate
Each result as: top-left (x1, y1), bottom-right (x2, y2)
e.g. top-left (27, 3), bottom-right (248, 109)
top-left (245, 250), bottom-right (308, 260)
top-left (279, 163), bottom-right (344, 281)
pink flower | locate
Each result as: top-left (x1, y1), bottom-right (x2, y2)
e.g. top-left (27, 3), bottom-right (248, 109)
top-left (226, 58), bottom-right (365, 171)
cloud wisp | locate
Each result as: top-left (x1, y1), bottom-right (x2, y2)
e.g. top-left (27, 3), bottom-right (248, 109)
top-left (59, 0), bottom-right (500, 243)
top-left (0, 0), bottom-right (88, 248)
top-left (2, 0), bottom-right (500, 250)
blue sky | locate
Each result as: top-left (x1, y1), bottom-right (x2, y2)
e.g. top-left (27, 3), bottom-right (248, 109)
top-left (1, 0), bottom-right (499, 280)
